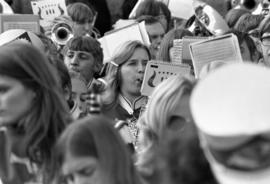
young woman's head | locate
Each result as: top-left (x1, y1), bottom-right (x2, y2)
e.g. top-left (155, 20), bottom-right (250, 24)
top-left (157, 28), bottom-right (193, 62)
top-left (0, 42), bottom-right (70, 165)
top-left (51, 115), bottom-right (141, 184)
top-left (102, 41), bottom-right (151, 105)
top-left (138, 75), bottom-right (194, 146)
top-left (136, 75), bottom-right (195, 173)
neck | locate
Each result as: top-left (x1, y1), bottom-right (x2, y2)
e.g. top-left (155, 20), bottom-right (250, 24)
top-left (6, 128), bottom-right (27, 158)
top-left (120, 91), bottom-right (141, 105)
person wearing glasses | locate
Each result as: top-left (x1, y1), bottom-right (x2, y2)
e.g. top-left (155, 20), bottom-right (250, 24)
top-left (191, 63), bottom-right (270, 184)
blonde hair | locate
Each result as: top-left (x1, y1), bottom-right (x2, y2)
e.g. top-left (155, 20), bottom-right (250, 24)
top-left (136, 75), bottom-right (195, 171)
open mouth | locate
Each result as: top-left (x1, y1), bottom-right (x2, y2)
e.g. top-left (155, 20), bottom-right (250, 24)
top-left (136, 78), bottom-right (143, 85)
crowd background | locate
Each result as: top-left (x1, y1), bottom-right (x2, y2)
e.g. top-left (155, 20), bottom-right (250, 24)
top-left (0, 0), bottom-right (270, 184)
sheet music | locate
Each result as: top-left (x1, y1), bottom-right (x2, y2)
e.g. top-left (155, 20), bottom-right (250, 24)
top-left (0, 14), bottom-right (40, 33)
top-left (98, 21), bottom-right (150, 63)
top-left (30, 0), bottom-right (67, 28)
top-left (141, 60), bottom-right (191, 96)
top-left (189, 34), bottom-right (242, 78)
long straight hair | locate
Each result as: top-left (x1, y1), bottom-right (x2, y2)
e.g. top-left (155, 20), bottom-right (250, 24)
top-left (50, 115), bottom-right (142, 184)
top-left (102, 40), bottom-right (151, 107)
top-left (136, 75), bottom-right (195, 172)
top-left (0, 42), bottom-right (71, 172)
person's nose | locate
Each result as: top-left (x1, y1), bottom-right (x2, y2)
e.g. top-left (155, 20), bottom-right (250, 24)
top-left (137, 61), bottom-right (145, 73)
top-left (70, 55), bottom-right (79, 67)
top-left (157, 35), bottom-right (163, 45)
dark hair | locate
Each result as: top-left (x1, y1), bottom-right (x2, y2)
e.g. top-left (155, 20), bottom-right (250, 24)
top-left (134, 0), bottom-right (171, 31)
top-left (157, 28), bottom-right (193, 62)
top-left (122, 0), bottom-right (138, 19)
top-left (65, 0), bottom-right (112, 36)
top-left (63, 36), bottom-right (103, 72)
top-left (258, 15), bottom-right (270, 37)
top-left (67, 2), bottom-right (95, 24)
top-left (225, 8), bottom-right (250, 28)
top-left (50, 115), bottom-right (142, 184)
top-left (234, 14), bottom-right (264, 33)
top-left (0, 42), bottom-right (71, 176)
top-left (225, 29), bottom-right (258, 62)
top-left (137, 15), bottom-right (162, 26)
top-left (156, 122), bottom-right (217, 184)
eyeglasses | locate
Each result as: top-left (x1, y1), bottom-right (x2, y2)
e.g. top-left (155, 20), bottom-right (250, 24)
top-left (261, 36), bottom-right (270, 46)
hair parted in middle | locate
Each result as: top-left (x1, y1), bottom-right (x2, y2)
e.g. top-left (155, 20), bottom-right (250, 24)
top-left (101, 40), bottom-right (151, 106)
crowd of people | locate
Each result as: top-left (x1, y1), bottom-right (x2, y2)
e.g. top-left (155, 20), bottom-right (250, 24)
top-left (0, 0), bottom-right (270, 184)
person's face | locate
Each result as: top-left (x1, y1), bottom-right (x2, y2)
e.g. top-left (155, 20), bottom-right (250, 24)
top-left (146, 22), bottom-right (165, 55)
top-left (240, 41), bottom-right (253, 62)
top-left (73, 22), bottom-right (93, 37)
top-left (156, 12), bottom-right (168, 31)
top-left (64, 50), bottom-right (96, 82)
top-left (120, 48), bottom-right (149, 97)
top-left (261, 33), bottom-right (270, 66)
top-left (167, 94), bottom-right (192, 132)
top-left (62, 153), bottom-right (107, 184)
top-left (0, 75), bottom-right (35, 126)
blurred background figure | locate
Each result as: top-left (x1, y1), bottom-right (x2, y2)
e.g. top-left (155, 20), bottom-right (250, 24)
top-left (67, 2), bottom-right (97, 38)
top-left (136, 74), bottom-right (195, 184)
top-left (0, 42), bottom-right (71, 184)
top-left (258, 14), bottom-right (270, 66)
top-left (49, 115), bottom-right (143, 184)
top-left (224, 29), bottom-right (260, 63)
top-left (157, 28), bottom-right (193, 62)
top-left (191, 63), bottom-right (270, 184)
top-left (131, 0), bottom-right (171, 32)
top-left (152, 122), bottom-right (217, 184)
top-left (65, 0), bottom-right (112, 36)
top-left (137, 16), bottom-right (165, 59)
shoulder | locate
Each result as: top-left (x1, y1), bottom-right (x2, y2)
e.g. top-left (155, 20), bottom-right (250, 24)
top-left (102, 102), bottom-right (133, 121)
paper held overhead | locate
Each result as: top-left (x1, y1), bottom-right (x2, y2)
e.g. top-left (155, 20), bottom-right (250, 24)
top-left (30, 0), bottom-right (67, 28)
top-left (0, 14), bottom-right (40, 33)
top-left (98, 21), bottom-right (150, 63)
top-left (189, 34), bottom-right (243, 78)
top-left (161, 0), bottom-right (194, 20)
